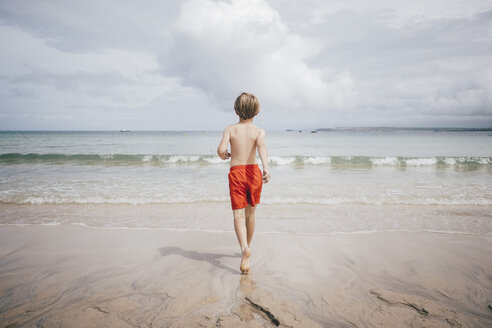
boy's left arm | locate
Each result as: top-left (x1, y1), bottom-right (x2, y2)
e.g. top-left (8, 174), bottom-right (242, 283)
top-left (257, 129), bottom-right (270, 183)
top-left (217, 126), bottom-right (231, 160)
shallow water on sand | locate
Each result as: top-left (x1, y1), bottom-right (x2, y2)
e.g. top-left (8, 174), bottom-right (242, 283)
top-left (1, 203), bottom-right (490, 236)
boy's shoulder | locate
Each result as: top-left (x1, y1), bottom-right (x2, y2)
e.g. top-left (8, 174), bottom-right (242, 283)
top-left (230, 123), bottom-right (264, 135)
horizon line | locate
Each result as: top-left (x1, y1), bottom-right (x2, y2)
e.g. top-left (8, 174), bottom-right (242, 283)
top-left (1, 126), bottom-right (492, 132)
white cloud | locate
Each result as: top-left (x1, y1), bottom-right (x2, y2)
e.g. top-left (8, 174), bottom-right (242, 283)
top-left (175, 0), bottom-right (357, 111)
top-left (0, 23), bottom-right (197, 110)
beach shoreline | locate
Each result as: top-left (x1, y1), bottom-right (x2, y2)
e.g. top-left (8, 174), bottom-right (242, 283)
top-left (1, 203), bottom-right (491, 236)
top-left (0, 225), bottom-right (491, 327)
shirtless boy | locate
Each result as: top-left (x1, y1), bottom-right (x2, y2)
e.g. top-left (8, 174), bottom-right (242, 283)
top-left (217, 92), bottom-right (271, 275)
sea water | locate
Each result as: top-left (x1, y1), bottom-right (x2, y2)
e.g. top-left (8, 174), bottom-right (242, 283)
top-left (0, 130), bottom-right (491, 234)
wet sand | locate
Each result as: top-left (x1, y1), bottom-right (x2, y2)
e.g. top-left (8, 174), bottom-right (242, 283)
top-left (0, 226), bottom-right (491, 327)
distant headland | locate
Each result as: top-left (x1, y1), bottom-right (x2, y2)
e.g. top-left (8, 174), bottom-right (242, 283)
top-left (287, 127), bottom-right (492, 132)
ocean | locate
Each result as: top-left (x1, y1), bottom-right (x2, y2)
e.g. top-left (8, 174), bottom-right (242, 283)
top-left (0, 130), bottom-right (491, 235)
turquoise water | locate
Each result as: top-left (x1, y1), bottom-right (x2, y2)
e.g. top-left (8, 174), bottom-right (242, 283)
top-left (0, 130), bottom-right (491, 206)
top-left (1, 130), bottom-right (491, 156)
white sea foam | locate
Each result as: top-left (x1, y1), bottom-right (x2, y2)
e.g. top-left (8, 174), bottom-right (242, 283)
top-left (166, 155), bottom-right (200, 163)
top-left (141, 155), bottom-right (153, 162)
top-left (444, 157), bottom-right (457, 165)
top-left (1, 188), bottom-right (490, 206)
top-left (444, 157), bottom-right (491, 165)
top-left (1, 221), bottom-right (489, 236)
top-left (405, 158), bottom-right (437, 166)
top-left (477, 157), bottom-right (491, 164)
top-left (203, 156), bottom-right (227, 164)
top-left (269, 156), bottom-right (296, 165)
top-left (6, 195), bottom-right (230, 205)
top-left (370, 157), bottom-right (398, 165)
top-left (67, 223), bottom-right (234, 233)
top-left (99, 154), bottom-right (113, 160)
top-left (1, 152), bottom-right (490, 168)
top-left (303, 156), bottom-right (331, 164)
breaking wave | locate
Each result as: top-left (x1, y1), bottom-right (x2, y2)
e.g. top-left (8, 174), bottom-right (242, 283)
top-left (1, 195), bottom-right (490, 206)
top-left (1, 153), bottom-right (491, 168)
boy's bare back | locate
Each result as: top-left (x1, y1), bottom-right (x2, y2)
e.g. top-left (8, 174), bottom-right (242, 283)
top-left (226, 123), bottom-right (264, 167)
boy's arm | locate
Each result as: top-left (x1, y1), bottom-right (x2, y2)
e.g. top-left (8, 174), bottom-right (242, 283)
top-left (257, 129), bottom-right (271, 183)
top-left (217, 126), bottom-right (231, 160)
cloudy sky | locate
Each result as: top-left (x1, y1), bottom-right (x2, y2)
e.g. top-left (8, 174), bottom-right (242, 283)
top-left (0, 0), bottom-right (491, 130)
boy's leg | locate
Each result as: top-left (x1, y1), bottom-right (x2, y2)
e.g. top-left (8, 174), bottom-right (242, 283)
top-left (245, 205), bottom-right (256, 247)
top-left (233, 209), bottom-right (248, 252)
top-left (233, 208), bottom-right (251, 274)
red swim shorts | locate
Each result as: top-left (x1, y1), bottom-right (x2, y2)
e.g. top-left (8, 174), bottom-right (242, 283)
top-left (228, 164), bottom-right (263, 210)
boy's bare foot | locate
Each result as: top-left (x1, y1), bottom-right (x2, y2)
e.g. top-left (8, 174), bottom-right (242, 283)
top-left (240, 247), bottom-right (251, 274)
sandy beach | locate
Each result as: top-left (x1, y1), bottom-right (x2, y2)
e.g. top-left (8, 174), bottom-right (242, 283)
top-left (0, 224), bottom-right (491, 327)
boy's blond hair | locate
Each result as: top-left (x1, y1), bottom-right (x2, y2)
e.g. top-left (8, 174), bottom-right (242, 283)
top-left (234, 92), bottom-right (260, 119)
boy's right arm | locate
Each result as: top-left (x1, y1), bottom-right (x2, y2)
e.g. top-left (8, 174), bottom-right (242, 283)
top-left (257, 129), bottom-right (271, 183)
top-left (217, 126), bottom-right (231, 160)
